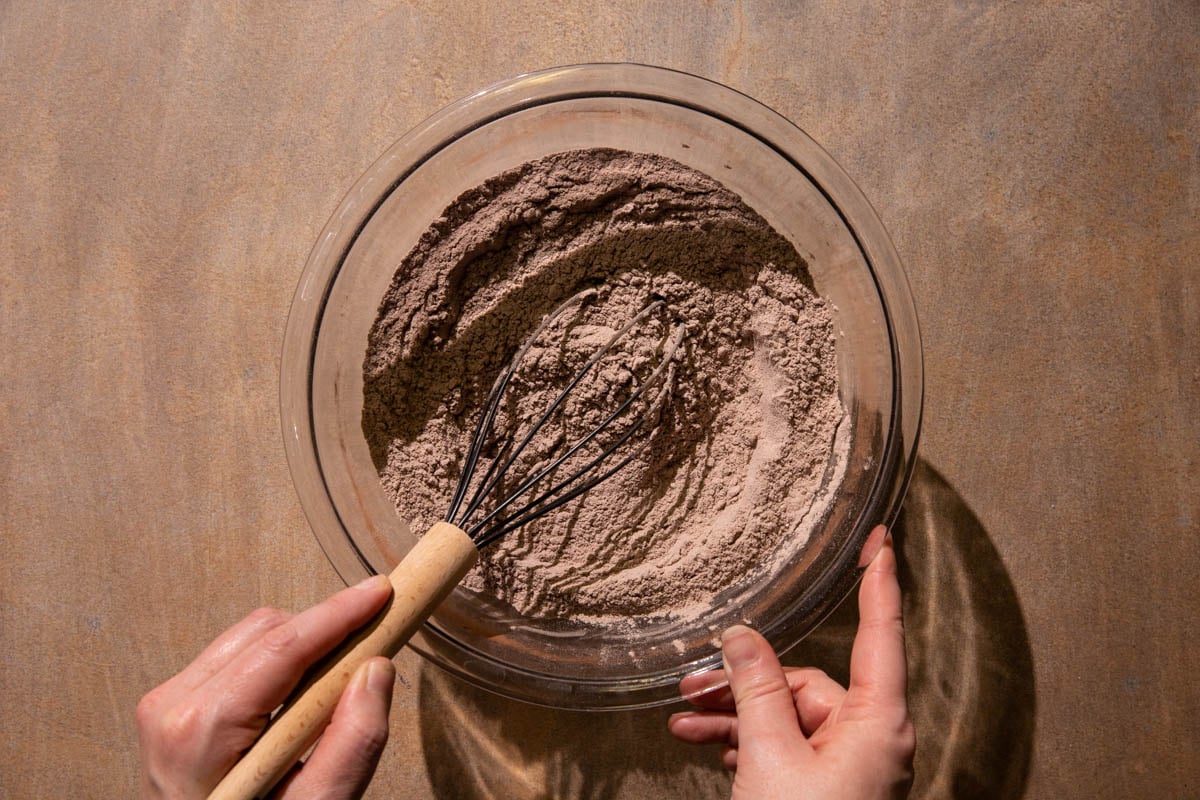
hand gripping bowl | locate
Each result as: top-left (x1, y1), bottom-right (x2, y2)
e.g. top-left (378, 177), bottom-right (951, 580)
top-left (280, 64), bottom-right (922, 710)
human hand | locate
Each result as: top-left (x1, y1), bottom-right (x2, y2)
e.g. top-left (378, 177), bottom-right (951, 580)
top-left (668, 527), bottom-right (914, 799)
top-left (137, 576), bottom-right (397, 799)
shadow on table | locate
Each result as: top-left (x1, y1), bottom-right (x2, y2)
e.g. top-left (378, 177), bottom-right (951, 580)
top-left (417, 658), bottom-right (730, 799)
top-left (796, 459), bottom-right (1036, 799)
top-left (418, 459), bottom-right (1035, 800)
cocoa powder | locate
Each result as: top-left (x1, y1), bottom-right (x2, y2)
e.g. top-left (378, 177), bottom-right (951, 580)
top-left (363, 148), bottom-right (846, 626)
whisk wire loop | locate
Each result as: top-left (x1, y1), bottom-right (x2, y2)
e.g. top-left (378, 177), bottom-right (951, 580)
top-left (446, 289), bottom-right (592, 521)
top-left (472, 386), bottom-right (667, 548)
top-left (448, 291), bottom-right (682, 546)
top-left (460, 297), bottom-right (667, 525)
top-left (469, 324), bottom-right (683, 542)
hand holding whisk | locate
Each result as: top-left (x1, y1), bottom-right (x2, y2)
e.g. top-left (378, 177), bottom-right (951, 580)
top-left (209, 289), bottom-right (684, 799)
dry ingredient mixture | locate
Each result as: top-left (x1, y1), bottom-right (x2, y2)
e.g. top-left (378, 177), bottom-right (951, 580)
top-left (363, 148), bottom-right (847, 626)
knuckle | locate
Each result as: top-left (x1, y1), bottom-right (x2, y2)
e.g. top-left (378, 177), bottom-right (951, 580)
top-left (346, 716), bottom-right (390, 760)
top-left (890, 725), bottom-right (917, 788)
top-left (895, 718), bottom-right (917, 758)
top-left (733, 672), bottom-right (791, 707)
top-left (260, 619), bottom-right (299, 653)
top-left (790, 666), bottom-right (831, 687)
top-left (872, 709), bottom-right (916, 761)
top-left (858, 615), bottom-right (904, 636)
top-left (157, 701), bottom-right (207, 750)
top-left (135, 688), bottom-right (164, 731)
top-left (247, 606), bottom-right (288, 628)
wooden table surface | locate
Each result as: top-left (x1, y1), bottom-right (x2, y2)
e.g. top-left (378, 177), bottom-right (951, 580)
top-left (3, 3), bottom-right (1197, 798)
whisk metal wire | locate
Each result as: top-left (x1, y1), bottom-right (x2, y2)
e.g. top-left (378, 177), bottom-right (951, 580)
top-left (447, 290), bottom-right (683, 548)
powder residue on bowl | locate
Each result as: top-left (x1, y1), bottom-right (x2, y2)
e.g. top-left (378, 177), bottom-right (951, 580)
top-left (363, 148), bottom-right (847, 626)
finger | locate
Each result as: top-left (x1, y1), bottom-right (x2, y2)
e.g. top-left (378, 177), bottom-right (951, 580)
top-left (173, 607), bottom-right (293, 693)
top-left (848, 530), bottom-right (907, 706)
top-left (667, 711), bottom-right (738, 746)
top-left (267, 761), bottom-right (304, 799)
top-left (211, 576), bottom-right (393, 723)
top-left (721, 746), bottom-right (738, 771)
top-left (786, 667), bottom-right (847, 736)
top-left (721, 626), bottom-right (809, 751)
top-left (276, 658), bottom-right (395, 800)
top-left (857, 522), bottom-right (889, 567)
top-left (679, 669), bottom-right (734, 710)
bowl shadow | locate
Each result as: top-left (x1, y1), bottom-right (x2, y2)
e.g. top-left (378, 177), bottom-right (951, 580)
top-left (792, 458), bottom-right (1036, 799)
top-left (416, 458), bottom-right (1035, 799)
top-left (417, 663), bottom-right (732, 800)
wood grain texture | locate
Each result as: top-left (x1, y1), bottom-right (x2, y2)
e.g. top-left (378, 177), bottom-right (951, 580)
top-left (1, 2), bottom-right (1196, 798)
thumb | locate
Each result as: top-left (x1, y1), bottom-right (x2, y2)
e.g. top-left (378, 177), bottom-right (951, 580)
top-left (722, 626), bottom-right (807, 749)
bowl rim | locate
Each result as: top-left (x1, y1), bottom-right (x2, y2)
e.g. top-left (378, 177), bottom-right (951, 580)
top-left (280, 62), bottom-right (924, 709)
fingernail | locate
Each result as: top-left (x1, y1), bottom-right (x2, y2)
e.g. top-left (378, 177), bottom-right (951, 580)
top-left (721, 625), bottom-right (758, 670)
top-left (366, 659), bottom-right (395, 696)
top-left (354, 574), bottom-right (389, 591)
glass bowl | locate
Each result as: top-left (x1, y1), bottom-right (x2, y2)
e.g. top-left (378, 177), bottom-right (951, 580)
top-left (280, 63), bottom-right (922, 709)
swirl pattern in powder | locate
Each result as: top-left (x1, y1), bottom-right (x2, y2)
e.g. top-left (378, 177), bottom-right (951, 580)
top-left (363, 148), bottom-right (847, 625)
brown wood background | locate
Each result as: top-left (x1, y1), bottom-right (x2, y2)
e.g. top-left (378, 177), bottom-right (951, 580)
top-left (2, 3), bottom-right (1197, 798)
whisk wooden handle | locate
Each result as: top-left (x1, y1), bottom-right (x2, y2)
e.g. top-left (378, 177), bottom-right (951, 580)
top-left (208, 521), bottom-right (478, 800)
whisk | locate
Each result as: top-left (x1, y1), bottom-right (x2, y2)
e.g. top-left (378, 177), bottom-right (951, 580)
top-left (210, 290), bottom-right (684, 800)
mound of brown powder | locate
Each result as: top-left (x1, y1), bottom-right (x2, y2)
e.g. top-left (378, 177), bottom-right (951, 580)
top-left (363, 148), bottom-right (846, 626)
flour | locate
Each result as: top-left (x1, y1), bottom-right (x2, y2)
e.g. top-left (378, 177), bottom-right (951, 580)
top-left (363, 148), bottom-right (846, 626)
